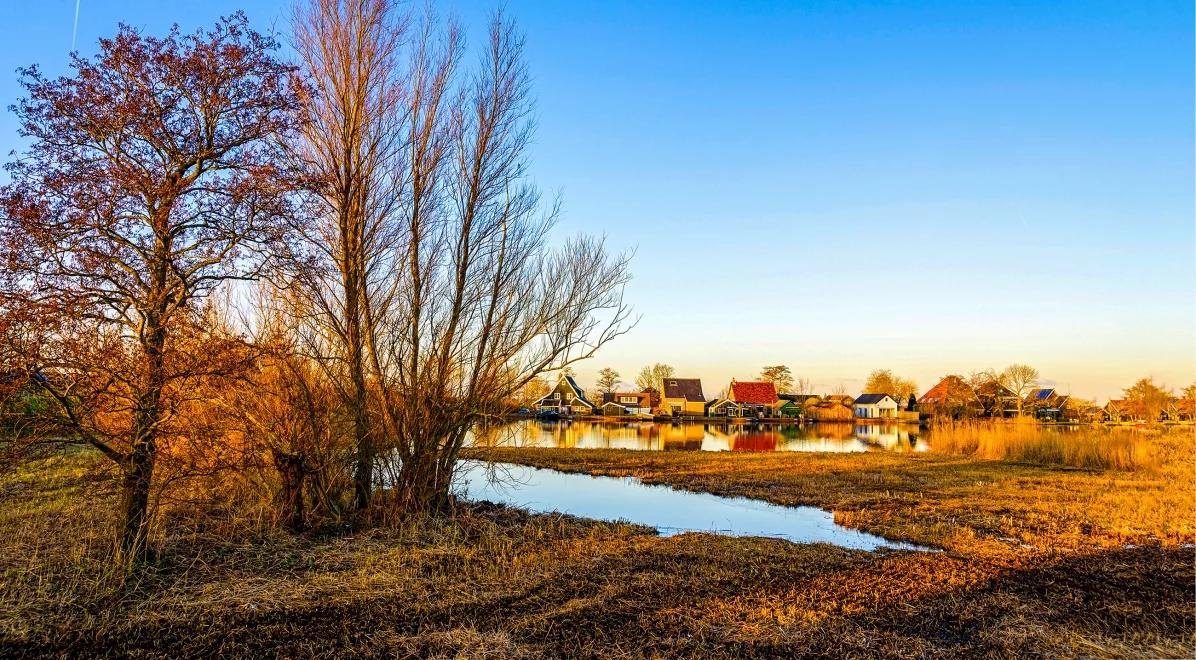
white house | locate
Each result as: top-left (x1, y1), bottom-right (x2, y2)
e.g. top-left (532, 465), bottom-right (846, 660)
top-left (854, 393), bottom-right (898, 419)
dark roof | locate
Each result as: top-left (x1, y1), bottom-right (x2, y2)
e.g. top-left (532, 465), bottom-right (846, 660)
top-left (662, 378), bottom-right (704, 402)
top-left (564, 375), bottom-right (595, 406)
top-left (854, 393), bottom-right (893, 405)
top-left (780, 393), bottom-right (818, 402)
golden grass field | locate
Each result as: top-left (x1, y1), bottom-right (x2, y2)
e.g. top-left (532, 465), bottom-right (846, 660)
top-left (0, 427), bottom-right (1192, 657)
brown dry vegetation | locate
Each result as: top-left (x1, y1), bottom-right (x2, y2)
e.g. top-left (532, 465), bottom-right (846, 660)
top-left (1, 436), bottom-right (1192, 657)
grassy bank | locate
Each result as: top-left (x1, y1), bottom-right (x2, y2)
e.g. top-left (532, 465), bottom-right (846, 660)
top-left (476, 429), bottom-right (1192, 554)
top-left (1, 444), bottom-right (1192, 657)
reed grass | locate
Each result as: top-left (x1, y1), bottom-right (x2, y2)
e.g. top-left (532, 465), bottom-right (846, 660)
top-left (926, 420), bottom-right (1180, 471)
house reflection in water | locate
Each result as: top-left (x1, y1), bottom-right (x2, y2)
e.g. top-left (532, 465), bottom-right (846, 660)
top-left (471, 420), bottom-right (930, 453)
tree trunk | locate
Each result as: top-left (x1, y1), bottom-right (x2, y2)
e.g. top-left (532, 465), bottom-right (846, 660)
top-left (343, 262), bottom-right (374, 511)
top-left (118, 447), bottom-right (155, 561)
top-left (273, 450), bottom-right (307, 532)
top-left (120, 321), bottom-right (165, 563)
top-left (394, 451), bottom-right (454, 515)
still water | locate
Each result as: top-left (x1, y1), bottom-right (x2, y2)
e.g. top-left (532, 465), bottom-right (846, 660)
top-left (470, 419), bottom-right (928, 453)
top-left (455, 461), bottom-right (924, 551)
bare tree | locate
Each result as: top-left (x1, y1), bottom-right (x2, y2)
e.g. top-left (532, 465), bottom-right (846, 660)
top-left (793, 377), bottom-right (813, 394)
top-left (596, 367), bottom-right (619, 395)
top-left (1000, 363), bottom-right (1040, 417)
top-left (0, 15), bottom-right (299, 561)
top-left (635, 363), bottom-right (675, 400)
top-left (760, 365), bottom-right (794, 393)
top-left (357, 14), bottom-right (634, 514)
top-left (284, 0), bottom-right (413, 512)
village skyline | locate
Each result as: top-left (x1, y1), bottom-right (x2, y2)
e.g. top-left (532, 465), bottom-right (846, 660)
top-left (554, 361), bottom-right (1185, 406)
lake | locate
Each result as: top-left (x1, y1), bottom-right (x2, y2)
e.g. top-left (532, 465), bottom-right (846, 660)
top-left (470, 418), bottom-right (928, 453)
top-left (455, 461), bottom-right (926, 551)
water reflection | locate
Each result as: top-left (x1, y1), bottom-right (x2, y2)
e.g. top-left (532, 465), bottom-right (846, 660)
top-left (470, 419), bottom-right (928, 453)
top-left (456, 461), bottom-right (925, 551)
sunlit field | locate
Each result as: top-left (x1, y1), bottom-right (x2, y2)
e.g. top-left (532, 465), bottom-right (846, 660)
top-left (2, 430), bottom-right (1191, 656)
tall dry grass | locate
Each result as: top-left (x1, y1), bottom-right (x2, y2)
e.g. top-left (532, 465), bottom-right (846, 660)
top-left (927, 421), bottom-right (1183, 471)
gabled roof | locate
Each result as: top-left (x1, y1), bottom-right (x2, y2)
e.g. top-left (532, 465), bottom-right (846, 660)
top-left (780, 393), bottom-right (818, 403)
top-left (564, 375), bottom-right (596, 406)
top-left (537, 375), bottom-right (594, 408)
top-left (728, 381), bottom-right (778, 405)
top-left (662, 378), bottom-right (705, 402)
top-left (854, 393), bottom-right (895, 405)
top-left (920, 376), bottom-right (977, 404)
top-left (974, 380), bottom-right (1016, 399)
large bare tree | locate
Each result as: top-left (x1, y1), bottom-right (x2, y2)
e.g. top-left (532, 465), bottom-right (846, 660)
top-left (373, 14), bottom-right (633, 513)
top-left (286, 0), bottom-right (413, 511)
top-left (0, 14), bottom-right (300, 560)
top-left (284, 3), bottom-right (633, 515)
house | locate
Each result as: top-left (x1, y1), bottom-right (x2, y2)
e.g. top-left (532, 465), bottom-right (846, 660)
top-left (1026, 388), bottom-right (1070, 421)
top-left (854, 393), bottom-right (898, 419)
top-left (773, 399), bottom-right (802, 418)
top-left (726, 380), bottom-right (779, 417)
top-left (824, 394), bottom-right (856, 408)
top-left (534, 375), bottom-right (595, 416)
top-left (780, 393), bottom-right (820, 405)
top-left (600, 391), bottom-right (652, 416)
top-left (1171, 397), bottom-right (1195, 422)
top-left (918, 376), bottom-right (981, 418)
top-left (973, 380), bottom-right (1019, 417)
top-left (1104, 399), bottom-right (1135, 422)
top-left (705, 398), bottom-right (744, 418)
top-left (661, 378), bottom-right (707, 416)
top-left (778, 394), bottom-right (819, 416)
top-left (806, 399), bottom-right (854, 421)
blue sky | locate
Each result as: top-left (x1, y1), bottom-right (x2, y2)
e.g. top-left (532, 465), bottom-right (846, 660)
top-left (1, 1), bottom-right (1192, 400)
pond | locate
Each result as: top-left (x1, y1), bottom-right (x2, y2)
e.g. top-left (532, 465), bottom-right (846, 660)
top-left (455, 461), bottom-right (924, 551)
top-left (469, 418), bottom-right (926, 453)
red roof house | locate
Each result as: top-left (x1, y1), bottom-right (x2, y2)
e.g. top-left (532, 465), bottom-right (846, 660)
top-left (728, 380), bottom-right (779, 405)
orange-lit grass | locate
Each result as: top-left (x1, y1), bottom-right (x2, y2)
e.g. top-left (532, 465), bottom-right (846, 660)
top-left (926, 420), bottom-right (1172, 471)
top-left (2, 449), bottom-right (1192, 657)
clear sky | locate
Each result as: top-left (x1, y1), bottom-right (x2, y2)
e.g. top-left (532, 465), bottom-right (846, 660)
top-left (1, 1), bottom-right (1192, 401)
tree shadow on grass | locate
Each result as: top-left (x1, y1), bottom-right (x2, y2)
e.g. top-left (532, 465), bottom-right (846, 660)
top-left (5, 520), bottom-right (1192, 658)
